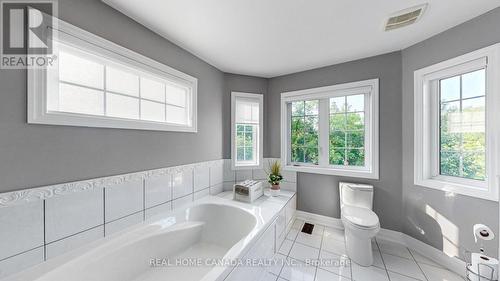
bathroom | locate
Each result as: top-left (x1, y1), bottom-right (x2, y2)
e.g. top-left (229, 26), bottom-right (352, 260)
top-left (0, 0), bottom-right (499, 280)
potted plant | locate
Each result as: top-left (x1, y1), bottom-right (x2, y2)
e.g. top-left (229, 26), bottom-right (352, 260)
top-left (267, 160), bottom-right (284, 196)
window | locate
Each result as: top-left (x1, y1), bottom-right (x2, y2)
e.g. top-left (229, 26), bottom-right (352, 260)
top-left (231, 92), bottom-right (263, 169)
top-left (414, 43), bottom-right (500, 201)
top-left (28, 18), bottom-right (197, 132)
top-left (281, 79), bottom-right (379, 179)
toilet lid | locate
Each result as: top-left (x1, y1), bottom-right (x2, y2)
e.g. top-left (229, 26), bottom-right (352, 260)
top-left (342, 206), bottom-right (379, 228)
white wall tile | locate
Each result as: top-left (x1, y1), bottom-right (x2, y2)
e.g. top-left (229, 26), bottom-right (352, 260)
top-left (236, 170), bottom-right (253, 181)
top-left (45, 188), bottom-right (104, 243)
top-left (282, 170), bottom-right (297, 183)
top-left (172, 169), bottom-right (193, 199)
top-left (209, 183), bottom-right (223, 195)
top-left (105, 180), bottom-right (143, 222)
top-left (252, 168), bottom-right (267, 180)
top-left (194, 188), bottom-right (210, 201)
top-left (0, 201), bottom-right (44, 260)
top-left (0, 247), bottom-right (44, 279)
top-left (223, 181), bottom-right (235, 191)
top-left (46, 226), bottom-right (104, 260)
top-left (209, 164), bottom-right (223, 186)
top-left (280, 182), bottom-right (297, 192)
top-left (145, 202), bottom-right (172, 219)
top-left (223, 159), bottom-right (235, 182)
top-left (144, 174), bottom-right (172, 208)
top-left (194, 166), bottom-right (210, 192)
top-left (172, 195), bottom-right (193, 210)
top-left (105, 212), bottom-right (143, 236)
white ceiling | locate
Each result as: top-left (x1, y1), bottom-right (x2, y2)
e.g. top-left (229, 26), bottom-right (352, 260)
top-left (103, 0), bottom-right (500, 78)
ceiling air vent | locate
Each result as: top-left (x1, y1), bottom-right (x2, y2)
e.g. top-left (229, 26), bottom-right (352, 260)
top-left (385, 4), bottom-right (427, 31)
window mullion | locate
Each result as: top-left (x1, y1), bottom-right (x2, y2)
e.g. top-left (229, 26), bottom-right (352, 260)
top-left (318, 98), bottom-right (330, 166)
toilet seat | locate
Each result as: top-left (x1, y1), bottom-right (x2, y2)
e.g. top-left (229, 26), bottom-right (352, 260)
top-left (341, 205), bottom-right (379, 229)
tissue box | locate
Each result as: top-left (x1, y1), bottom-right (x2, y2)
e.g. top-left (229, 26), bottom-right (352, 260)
top-left (233, 180), bottom-right (263, 203)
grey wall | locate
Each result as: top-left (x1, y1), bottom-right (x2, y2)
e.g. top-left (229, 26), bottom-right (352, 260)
top-left (0, 0), bottom-right (225, 193)
top-left (266, 52), bottom-right (403, 231)
top-left (223, 73), bottom-right (268, 159)
top-left (401, 7), bottom-right (500, 258)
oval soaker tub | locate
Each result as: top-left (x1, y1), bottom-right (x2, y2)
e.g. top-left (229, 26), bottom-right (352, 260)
top-left (31, 203), bottom-right (258, 281)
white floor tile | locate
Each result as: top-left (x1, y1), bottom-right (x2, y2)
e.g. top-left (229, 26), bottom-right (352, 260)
top-left (382, 253), bottom-right (426, 280)
top-left (318, 250), bottom-right (351, 278)
top-left (315, 268), bottom-right (351, 281)
top-left (324, 227), bottom-right (345, 242)
top-left (322, 236), bottom-right (347, 256)
top-left (409, 250), bottom-right (444, 268)
top-left (292, 219), bottom-right (305, 230)
top-left (287, 229), bottom-right (299, 240)
top-left (279, 239), bottom-right (294, 256)
top-left (377, 240), bottom-right (412, 259)
top-left (419, 263), bottom-right (464, 281)
top-left (270, 254), bottom-right (287, 275)
top-left (310, 224), bottom-right (325, 236)
top-left (388, 271), bottom-right (424, 281)
top-left (289, 242), bottom-right (320, 262)
top-left (280, 259), bottom-right (316, 281)
top-left (351, 263), bottom-right (389, 281)
top-left (296, 232), bottom-right (322, 248)
top-left (260, 271), bottom-right (279, 281)
top-left (373, 248), bottom-right (385, 269)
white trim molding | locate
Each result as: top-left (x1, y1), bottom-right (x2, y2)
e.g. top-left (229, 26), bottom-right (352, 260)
top-left (280, 79), bottom-right (379, 179)
top-left (295, 211), bottom-right (466, 277)
top-left (413, 43), bottom-right (500, 201)
top-left (28, 17), bottom-right (198, 132)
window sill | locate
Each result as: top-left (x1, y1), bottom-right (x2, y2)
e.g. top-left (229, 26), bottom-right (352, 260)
top-left (414, 178), bottom-right (498, 202)
top-left (283, 165), bottom-right (378, 179)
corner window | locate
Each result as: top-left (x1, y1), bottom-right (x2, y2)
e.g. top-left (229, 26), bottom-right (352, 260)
top-left (231, 92), bottom-right (263, 169)
top-left (414, 44), bottom-right (500, 201)
top-left (28, 18), bottom-right (197, 132)
top-left (281, 79), bottom-right (379, 179)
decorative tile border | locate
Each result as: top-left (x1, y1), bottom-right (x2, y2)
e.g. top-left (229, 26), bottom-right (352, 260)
top-left (0, 160), bottom-right (224, 208)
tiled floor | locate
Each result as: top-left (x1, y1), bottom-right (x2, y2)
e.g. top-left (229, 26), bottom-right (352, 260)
top-left (262, 219), bottom-right (465, 281)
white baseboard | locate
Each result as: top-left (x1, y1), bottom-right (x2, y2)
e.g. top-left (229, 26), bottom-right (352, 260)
top-left (295, 211), bottom-right (466, 277)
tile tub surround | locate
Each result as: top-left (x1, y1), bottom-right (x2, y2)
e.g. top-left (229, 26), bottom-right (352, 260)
top-left (3, 191), bottom-right (296, 281)
top-left (0, 159), bottom-right (297, 279)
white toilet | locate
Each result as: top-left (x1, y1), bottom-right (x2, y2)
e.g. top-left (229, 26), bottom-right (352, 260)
top-left (339, 182), bottom-right (380, 266)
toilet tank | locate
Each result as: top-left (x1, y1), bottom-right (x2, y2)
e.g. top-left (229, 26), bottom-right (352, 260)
top-left (339, 182), bottom-right (374, 210)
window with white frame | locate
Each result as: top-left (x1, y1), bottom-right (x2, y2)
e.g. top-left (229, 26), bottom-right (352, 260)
top-left (414, 43), bottom-right (500, 201)
top-left (231, 92), bottom-right (263, 169)
top-left (281, 79), bottom-right (379, 179)
top-left (28, 19), bottom-right (197, 132)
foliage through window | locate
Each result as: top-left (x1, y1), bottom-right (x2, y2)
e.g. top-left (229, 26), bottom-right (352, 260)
top-left (439, 69), bottom-right (486, 181)
top-left (291, 100), bottom-right (319, 164)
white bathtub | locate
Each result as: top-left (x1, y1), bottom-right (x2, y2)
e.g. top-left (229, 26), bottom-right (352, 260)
top-left (5, 192), bottom-right (295, 281)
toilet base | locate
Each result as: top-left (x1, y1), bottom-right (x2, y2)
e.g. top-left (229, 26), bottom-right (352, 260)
top-left (344, 226), bottom-right (376, 266)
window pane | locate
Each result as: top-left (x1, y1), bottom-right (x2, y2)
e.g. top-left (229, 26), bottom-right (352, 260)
top-left (244, 147), bottom-right (254, 161)
top-left (106, 67), bottom-right (139, 96)
top-left (59, 51), bottom-right (104, 89)
top-left (440, 152), bottom-right (461, 177)
top-left (140, 77), bottom-right (165, 102)
top-left (237, 147), bottom-right (245, 161)
top-left (292, 101), bottom-right (304, 116)
top-left (462, 152), bottom-right (485, 180)
top-left (57, 83), bottom-right (104, 115)
top-left (461, 97), bottom-right (485, 133)
top-left (463, 132), bottom-right (485, 151)
top-left (304, 100), bottom-right (319, 115)
top-left (244, 130), bottom-right (254, 146)
top-left (166, 105), bottom-right (187, 125)
top-left (236, 124), bottom-right (245, 132)
top-left (292, 146), bottom-right (304, 163)
top-left (106, 93), bottom-right (139, 119)
top-left (347, 149), bottom-right (365, 166)
top-left (440, 131), bottom-right (461, 152)
top-left (291, 117), bottom-right (305, 146)
top-left (346, 94), bottom-right (364, 112)
top-left (440, 76), bottom-right (460, 102)
top-left (346, 113), bottom-right (364, 130)
top-left (462, 69), bottom-right (485, 99)
top-left (330, 97), bottom-right (346, 113)
top-left (347, 131), bottom-right (364, 148)
top-left (140, 100), bottom-right (165, 122)
top-left (330, 148), bottom-right (345, 165)
top-left (236, 131), bottom-right (245, 147)
top-left (330, 130), bottom-right (345, 148)
top-left (330, 114), bottom-right (346, 131)
top-left (165, 83), bottom-right (187, 107)
top-left (304, 147), bottom-right (318, 164)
